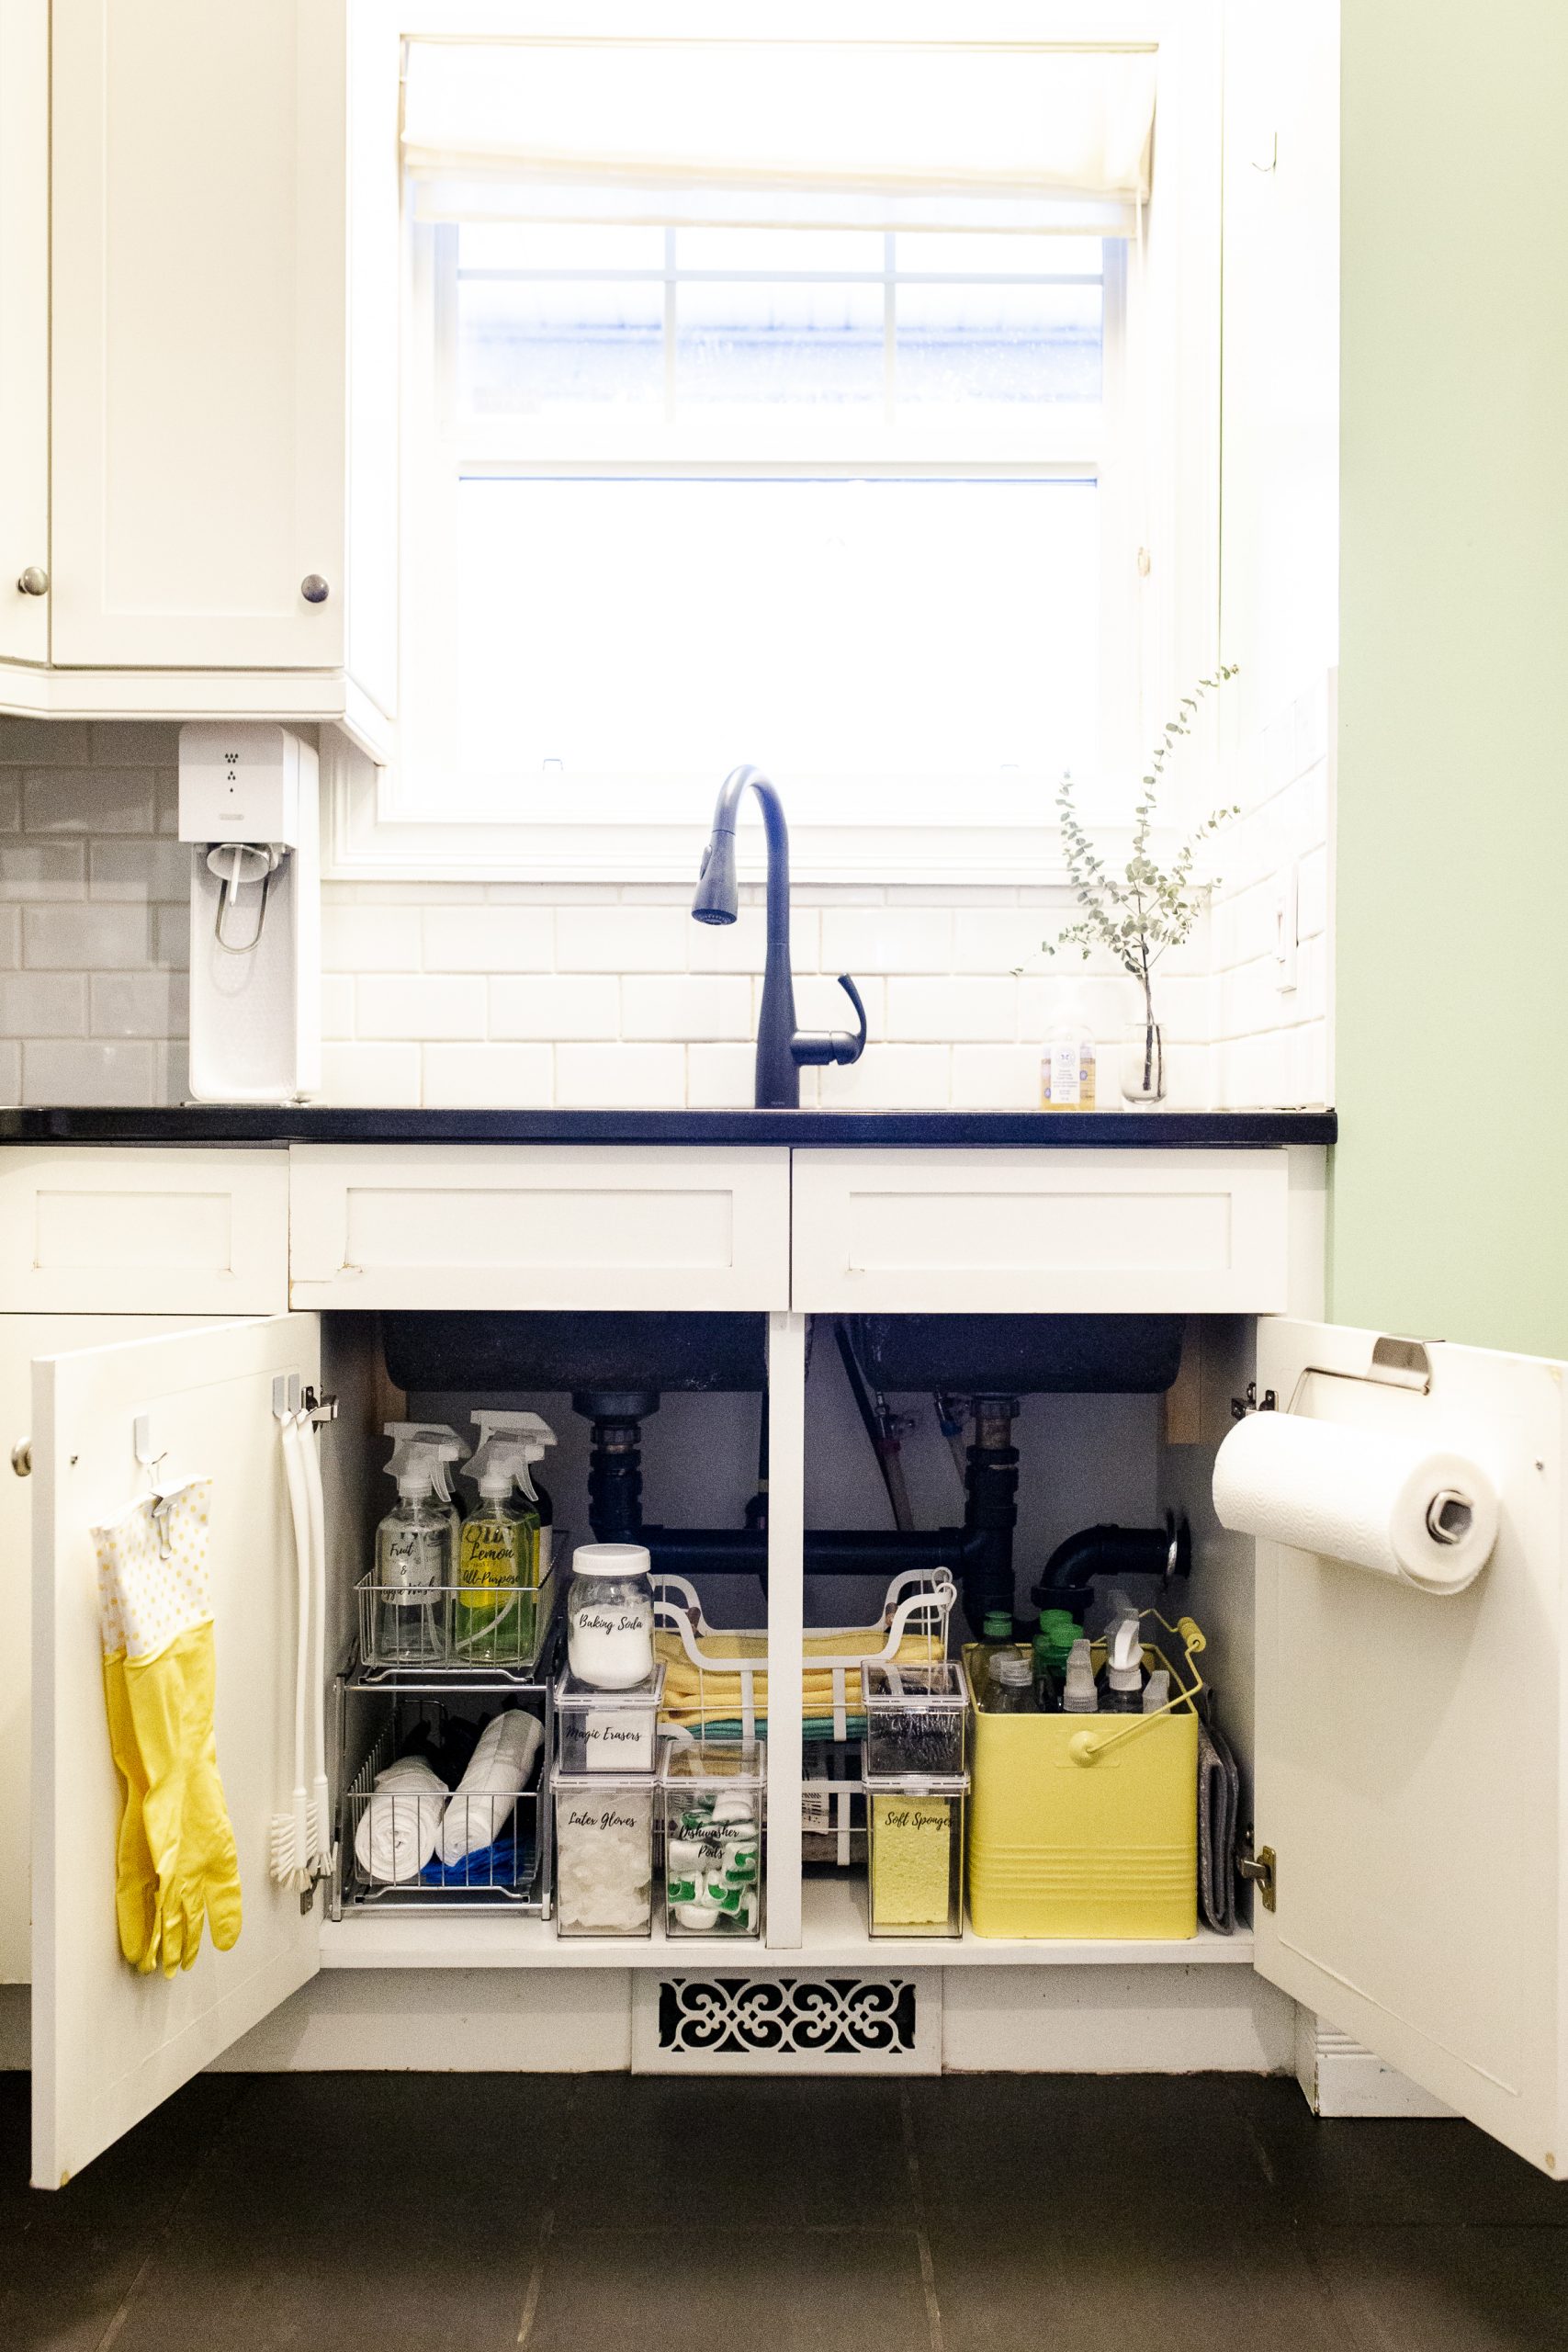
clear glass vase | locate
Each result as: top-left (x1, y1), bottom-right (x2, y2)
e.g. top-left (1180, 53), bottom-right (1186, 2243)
top-left (1121, 1007), bottom-right (1168, 1105)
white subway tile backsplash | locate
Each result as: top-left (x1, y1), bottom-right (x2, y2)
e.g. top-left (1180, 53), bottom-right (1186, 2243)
top-left (320, 975), bottom-right (355, 1038)
top-left (92, 721), bottom-right (182, 767)
top-left (24, 901), bottom-right (150, 968)
top-left (556, 905), bottom-right (686, 972)
top-left (490, 973), bottom-right (619, 1040)
top-left (355, 974), bottom-right (487, 1041)
top-left (320, 1042), bottom-right (423, 1106)
top-left (554, 1042), bottom-right (685, 1107)
top-left (28, 767), bottom-right (154, 836)
top-left (88, 839), bottom-right (189, 900)
top-left (0, 718), bottom-right (90, 766)
top-left (0, 971), bottom-right (87, 1036)
top-left (323, 904), bottom-right (422, 972)
top-left (152, 902), bottom-right (190, 969)
top-left (422, 1043), bottom-right (553, 1106)
top-left (423, 904), bottom-right (552, 972)
top-left (622, 973), bottom-right (751, 1042)
top-left (90, 970), bottom-right (188, 1039)
top-left (951, 1043), bottom-right (1040, 1108)
top-left (886, 977), bottom-right (1017, 1042)
top-left (0, 713), bottom-right (1330, 1111)
top-left (22, 1038), bottom-right (156, 1104)
top-left (819, 907), bottom-right (952, 976)
top-left (0, 842), bottom-right (86, 899)
top-left (685, 1043), bottom-right (758, 1107)
top-left (818, 1043), bottom-right (952, 1108)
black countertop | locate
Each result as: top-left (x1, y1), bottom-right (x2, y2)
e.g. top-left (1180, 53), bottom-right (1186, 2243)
top-left (0, 1106), bottom-right (1337, 1148)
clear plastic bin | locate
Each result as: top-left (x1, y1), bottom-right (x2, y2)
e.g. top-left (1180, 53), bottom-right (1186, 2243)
top-left (660, 1739), bottom-right (765, 1939)
top-left (863, 1760), bottom-right (967, 1939)
top-left (555, 1663), bottom-right (666, 1774)
top-left (552, 1773), bottom-right (655, 1938)
top-left (861, 1659), bottom-right (967, 1779)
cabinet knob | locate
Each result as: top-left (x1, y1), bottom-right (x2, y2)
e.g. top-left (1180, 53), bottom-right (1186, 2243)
top-left (17, 567), bottom-right (48, 596)
top-left (300, 573), bottom-right (330, 604)
top-left (10, 1441), bottom-right (31, 1478)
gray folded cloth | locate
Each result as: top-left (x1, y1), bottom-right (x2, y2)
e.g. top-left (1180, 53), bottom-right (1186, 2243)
top-left (1197, 1721), bottom-right (1241, 1933)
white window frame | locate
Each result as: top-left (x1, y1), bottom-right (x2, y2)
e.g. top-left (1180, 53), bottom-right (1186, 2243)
top-left (326, 0), bottom-right (1221, 888)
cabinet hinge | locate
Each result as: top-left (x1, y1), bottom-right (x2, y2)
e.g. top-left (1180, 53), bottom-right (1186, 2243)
top-left (1238, 1838), bottom-right (1276, 1913)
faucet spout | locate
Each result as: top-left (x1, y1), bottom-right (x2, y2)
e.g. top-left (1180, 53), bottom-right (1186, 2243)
top-left (691, 765), bottom-right (864, 1109)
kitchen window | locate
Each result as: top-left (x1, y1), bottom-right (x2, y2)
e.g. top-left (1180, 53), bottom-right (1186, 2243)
top-left (350, 10), bottom-right (1220, 883)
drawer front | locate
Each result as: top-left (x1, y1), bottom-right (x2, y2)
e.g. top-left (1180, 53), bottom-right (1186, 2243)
top-left (790, 1148), bottom-right (1291, 1314)
top-left (0, 1148), bottom-right (289, 1313)
top-left (288, 1146), bottom-right (792, 1310)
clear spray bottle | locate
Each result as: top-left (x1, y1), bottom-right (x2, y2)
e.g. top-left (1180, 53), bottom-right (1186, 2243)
top-left (373, 1438), bottom-right (456, 1664)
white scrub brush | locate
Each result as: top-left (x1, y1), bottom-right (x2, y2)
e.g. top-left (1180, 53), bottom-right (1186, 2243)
top-left (270, 1409), bottom-right (314, 1892)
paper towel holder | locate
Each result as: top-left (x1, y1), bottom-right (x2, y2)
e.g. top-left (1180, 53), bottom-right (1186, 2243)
top-left (1234, 1336), bottom-right (1435, 1424)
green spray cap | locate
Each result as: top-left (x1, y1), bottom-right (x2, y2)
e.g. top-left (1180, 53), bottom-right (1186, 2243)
top-left (981, 1611), bottom-right (1013, 1640)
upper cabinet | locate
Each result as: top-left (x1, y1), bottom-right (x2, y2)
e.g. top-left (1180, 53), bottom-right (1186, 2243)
top-left (0, 0), bottom-right (397, 741)
top-left (51, 0), bottom-right (347, 669)
top-left (0, 0), bottom-right (49, 667)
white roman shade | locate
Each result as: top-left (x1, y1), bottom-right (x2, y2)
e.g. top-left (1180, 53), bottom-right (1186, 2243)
top-left (402, 39), bottom-right (1158, 235)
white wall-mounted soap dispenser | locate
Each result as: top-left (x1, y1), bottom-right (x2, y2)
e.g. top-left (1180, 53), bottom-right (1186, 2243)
top-left (178, 723), bottom-right (321, 1102)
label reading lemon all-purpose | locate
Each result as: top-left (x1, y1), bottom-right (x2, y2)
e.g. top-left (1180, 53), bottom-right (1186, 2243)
top-left (457, 1519), bottom-right (522, 1609)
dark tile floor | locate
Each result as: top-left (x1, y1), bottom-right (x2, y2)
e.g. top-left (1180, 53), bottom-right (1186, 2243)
top-left (5, 2069), bottom-right (1568, 2351)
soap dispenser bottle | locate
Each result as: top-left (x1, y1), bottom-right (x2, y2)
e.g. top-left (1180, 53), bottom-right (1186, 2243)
top-left (1040, 986), bottom-right (1097, 1112)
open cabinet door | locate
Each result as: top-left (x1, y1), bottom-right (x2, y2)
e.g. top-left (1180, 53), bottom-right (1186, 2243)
top-left (33, 1313), bottom-right (322, 2188)
top-left (1250, 1317), bottom-right (1568, 2177)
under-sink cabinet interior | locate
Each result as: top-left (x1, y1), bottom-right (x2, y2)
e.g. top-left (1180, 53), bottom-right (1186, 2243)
top-left (12, 1148), bottom-right (1568, 2191)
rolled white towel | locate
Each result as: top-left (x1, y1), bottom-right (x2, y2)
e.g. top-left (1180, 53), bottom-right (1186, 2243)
top-left (437, 1710), bottom-right (544, 1863)
top-left (355, 1755), bottom-right (448, 1885)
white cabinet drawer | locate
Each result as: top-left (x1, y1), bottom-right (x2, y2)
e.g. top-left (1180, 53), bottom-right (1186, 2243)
top-left (288, 1145), bottom-right (792, 1311)
top-left (790, 1148), bottom-right (1291, 1314)
top-left (0, 1148), bottom-right (288, 1313)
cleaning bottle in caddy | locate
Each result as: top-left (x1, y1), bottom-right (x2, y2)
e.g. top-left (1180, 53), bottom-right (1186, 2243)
top-left (456, 1412), bottom-right (557, 1663)
top-left (373, 1434), bottom-right (461, 1663)
top-left (383, 1421), bottom-right (468, 1534)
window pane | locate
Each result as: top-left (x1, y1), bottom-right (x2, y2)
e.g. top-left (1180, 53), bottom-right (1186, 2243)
top-left (457, 221), bottom-right (665, 274)
top-left (676, 226), bottom-right (885, 275)
top-left (457, 278), bottom-right (663, 416)
top-left (896, 232), bottom-right (1103, 278)
top-left (897, 279), bottom-right (1101, 409)
top-left (676, 278), bottom-right (884, 411)
top-left (455, 477), bottom-right (1098, 780)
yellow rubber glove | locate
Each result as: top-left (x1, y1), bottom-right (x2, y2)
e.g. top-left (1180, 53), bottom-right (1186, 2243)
top-left (92, 1479), bottom-right (242, 1976)
top-left (94, 1530), bottom-right (163, 1972)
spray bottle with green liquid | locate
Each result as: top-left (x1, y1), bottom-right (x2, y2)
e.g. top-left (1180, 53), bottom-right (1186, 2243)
top-left (454, 1412), bottom-right (557, 1664)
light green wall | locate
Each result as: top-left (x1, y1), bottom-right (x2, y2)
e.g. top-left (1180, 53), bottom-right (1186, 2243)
top-left (1331, 0), bottom-right (1568, 1355)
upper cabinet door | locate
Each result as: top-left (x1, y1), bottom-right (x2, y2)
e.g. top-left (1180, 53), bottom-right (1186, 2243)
top-left (1250, 1316), bottom-right (1568, 2177)
top-left (0, 0), bottom-right (49, 663)
top-left (51, 0), bottom-right (346, 668)
top-left (32, 1312), bottom-right (321, 2188)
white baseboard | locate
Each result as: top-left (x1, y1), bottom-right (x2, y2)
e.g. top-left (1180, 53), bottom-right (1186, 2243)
top-left (1294, 2011), bottom-right (1455, 2119)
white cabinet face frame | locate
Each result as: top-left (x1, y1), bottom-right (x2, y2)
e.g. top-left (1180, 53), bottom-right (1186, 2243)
top-left (1250, 1315), bottom-right (1568, 2178)
top-left (0, 0), bottom-right (48, 667)
top-left (0, 1148), bottom-right (289, 1315)
top-left (32, 1311), bottom-right (322, 2188)
top-left (287, 1145), bottom-right (793, 1312)
top-left (789, 1148), bottom-right (1291, 1315)
top-left (50, 0), bottom-right (346, 667)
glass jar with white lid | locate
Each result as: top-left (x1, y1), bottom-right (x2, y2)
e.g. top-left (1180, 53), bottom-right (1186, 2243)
top-left (566, 1542), bottom-right (656, 1690)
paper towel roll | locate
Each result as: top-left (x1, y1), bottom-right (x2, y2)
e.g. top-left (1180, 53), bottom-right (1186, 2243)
top-left (1212, 1410), bottom-right (1498, 1595)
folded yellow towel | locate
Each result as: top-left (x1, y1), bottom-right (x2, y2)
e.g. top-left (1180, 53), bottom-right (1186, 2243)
top-left (656, 1628), bottom-right (944, 1729)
